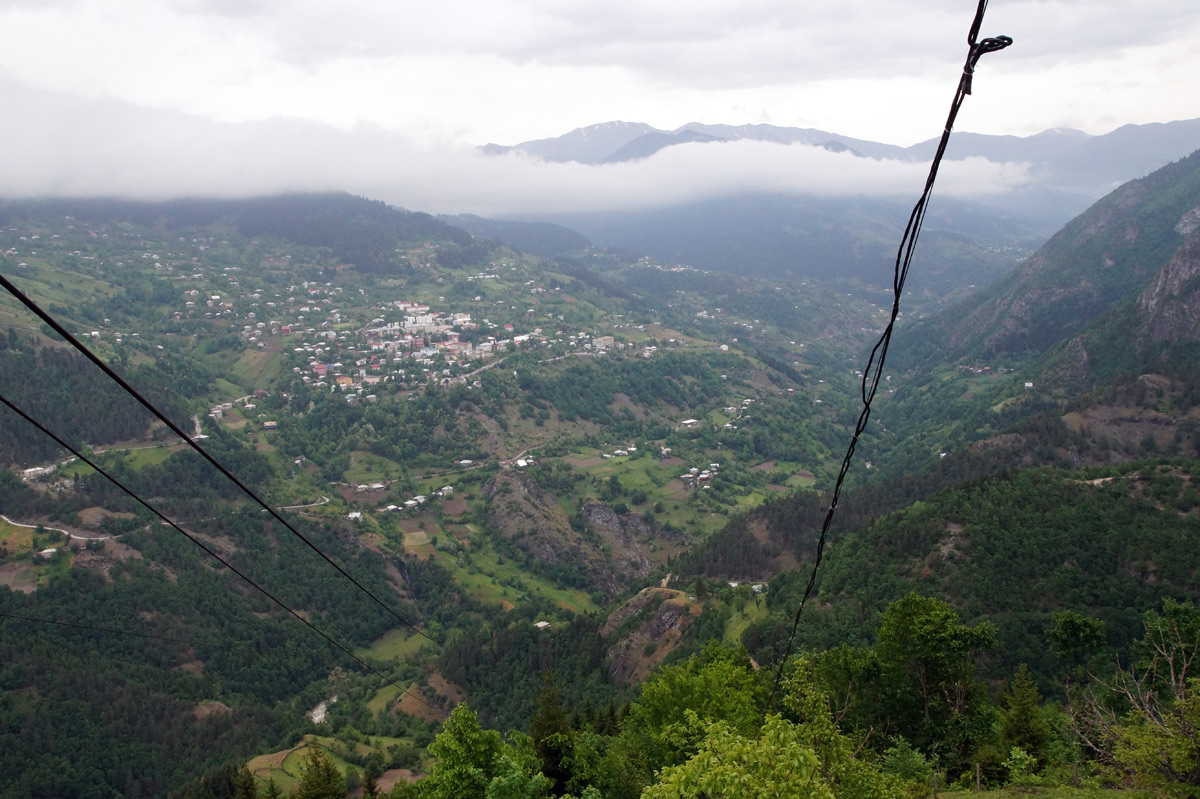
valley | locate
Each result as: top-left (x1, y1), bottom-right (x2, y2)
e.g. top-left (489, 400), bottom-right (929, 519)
top-left (1, 148), bottom-right (1199, 798)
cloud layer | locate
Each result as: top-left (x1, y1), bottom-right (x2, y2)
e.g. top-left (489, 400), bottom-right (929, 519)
top-left (0, 0), bottom-right (1196, 148)
top-left (0, 80), bottom-right (1031, 217)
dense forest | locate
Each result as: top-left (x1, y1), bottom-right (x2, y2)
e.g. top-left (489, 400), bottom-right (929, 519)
top-left (1, 171), bottom-right (1199, 799)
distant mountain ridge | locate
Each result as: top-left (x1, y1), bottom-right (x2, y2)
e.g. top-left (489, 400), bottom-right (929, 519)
top-left (485, 118), bottom-right (1200, 220)
top-left (475, 119), bottom-right (1200, 297)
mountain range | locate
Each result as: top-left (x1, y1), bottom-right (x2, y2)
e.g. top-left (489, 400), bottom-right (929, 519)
top-left (466, 119), bottom-right (1200, 300)
top-left (485, 118), bottom-right (1200, 213)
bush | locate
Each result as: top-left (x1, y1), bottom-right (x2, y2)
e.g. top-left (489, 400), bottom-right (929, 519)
top-left (882, 737), bottom-right (933, 785)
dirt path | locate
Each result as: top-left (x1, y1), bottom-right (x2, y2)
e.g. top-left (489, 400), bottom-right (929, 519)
top-left (0, 514), bottom-right (112, 541)
top-left (278, 495), bottom-right (330, 510)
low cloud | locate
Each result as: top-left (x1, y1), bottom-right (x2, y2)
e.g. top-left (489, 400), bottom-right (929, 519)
top-left (0, 80), bottom-right (1029, 218)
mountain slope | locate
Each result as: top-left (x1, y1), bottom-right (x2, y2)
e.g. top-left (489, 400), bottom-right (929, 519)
top-left (538, 192), bottom-right (1049, 300)
top-left (0, 193), bottom-right (482, 274)
top-left (903, 149), bottom-right (1200, 365)
top-left (482, 121), bottom-right (659, 164)
top-left (437, 213), bottom-right (590, 256)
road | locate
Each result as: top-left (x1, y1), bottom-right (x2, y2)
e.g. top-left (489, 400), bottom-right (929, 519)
top-left (0, 514), bottom-right (113, 541)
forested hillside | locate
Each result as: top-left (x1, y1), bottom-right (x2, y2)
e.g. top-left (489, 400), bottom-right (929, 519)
top-left (1, 175), bottom-right (1198, 799)
top-left (901, 149), bottom-right (1200, 364)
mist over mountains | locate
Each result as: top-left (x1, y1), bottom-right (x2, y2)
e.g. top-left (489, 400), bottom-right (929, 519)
top-left (463, 118), bottom-right (1200, 297)
top-left (486, 118), bottom-right (1200, 216)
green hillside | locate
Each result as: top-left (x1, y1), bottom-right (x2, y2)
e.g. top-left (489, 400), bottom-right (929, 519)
top-left (1, 181), bottom-right (1198, 799)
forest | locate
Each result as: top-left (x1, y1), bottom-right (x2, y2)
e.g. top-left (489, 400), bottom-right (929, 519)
top-left (0, 178), bottom-right (1198, 799)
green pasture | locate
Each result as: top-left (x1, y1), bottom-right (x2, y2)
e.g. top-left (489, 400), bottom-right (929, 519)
top-left (211, 377), bottom-right (244, 400)
top-left (232, 348), bottom-right (284, 388)
top-left (554, 446), bottom-right (816, 540)
top-left (358, 628), bottom-right (428, 662)
top-left (437, 537), bottom-right (597, 614)
top-left (248, 735), bottom-right (413, 792)
top-left (723, 596), bottom-right (769, 645)
top-left (36, 549), bottom-right (73, 586)
top-left (346, 450), bottom-right (406, 484)
top-left (4, 261), bottom-right (119, 307)
top-left (58, 444), bottom-right (182, 479)
top-left (365, 684), bottom-right (403, 714)
top-left (0, 519), bottom-right (50, 552)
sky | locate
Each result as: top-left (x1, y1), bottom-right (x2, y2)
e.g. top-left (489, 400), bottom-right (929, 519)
top-left (1, 0), bottom-right (1198, 215)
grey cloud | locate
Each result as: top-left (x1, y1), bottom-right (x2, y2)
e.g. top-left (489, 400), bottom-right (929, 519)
top-left (145, 0), bottom-right (1197, 90)
top-left (170, 0), bottom-right (278, 18)
top-left (0, 78), bottom-right (1030, 217)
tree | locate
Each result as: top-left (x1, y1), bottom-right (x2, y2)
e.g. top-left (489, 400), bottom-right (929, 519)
top-left (1075, 600), bottom-right (1200, 795)
top-left (361, 768), bottom-right (380, 799)
top-left (482, 754), bottom-right (551, 799)
top-left (421, 703), bottom-right (504, 799)
top-left (641, 715), bottom-right (829, 799)
top-left (528, 672), bottom-right (573, 792)
top-left (875, 593), bottom-right (996, 730)
top-left (642, 661), bottom-right (900, 799)
top-left (234, 766), bottom-right (258, 799)
top-left (294, 748), bottom-right (345, 799)
top-left (1000, 664), bottom-right (1048, 763)
top-left (621, 643), bottom-right (761, 780)
top-left (1048, 610), bottom-right (1106, 671)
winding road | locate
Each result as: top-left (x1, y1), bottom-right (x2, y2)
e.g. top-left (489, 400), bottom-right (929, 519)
top-left (0, 514), bottom-right (113, 541)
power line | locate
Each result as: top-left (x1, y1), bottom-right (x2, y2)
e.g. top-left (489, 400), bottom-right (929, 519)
top-left (763, 0), bottom-right (1012, 713)
top-left (0, 391), bottom-right (437, 709)
top-left (0, 610), bottom-right (198, 646)
top-left (0, 272), bottom-right (431, 643)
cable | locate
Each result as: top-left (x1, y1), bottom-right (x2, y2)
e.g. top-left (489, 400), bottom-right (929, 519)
top-left (0, 391), bottom-right (437, 709)
top-left (763, 0), bottom-right (1012, 714)
top-left (0, 610), bottom-right (198, 646)
top-left (0, 272), bottom-right (431, 643)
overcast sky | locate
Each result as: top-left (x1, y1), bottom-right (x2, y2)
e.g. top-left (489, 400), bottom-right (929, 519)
top-left (2, 0), bottom-right (1198, 215)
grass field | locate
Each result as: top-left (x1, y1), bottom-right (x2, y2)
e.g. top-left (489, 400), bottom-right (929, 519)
top-left (435, 538), bottom-right (598, 614)
top-left (232, 347), bottom-right (283, 388)
top-left (553, 443), bottom-right (817, 541)
top-left (63, 444), bottom-right (183, 479)
top-left (247, 734), bottom-right (414, 792)
top-left (358, 628), bottom-right (428, 662)
top-left (0, 519), bottom-right (41, 552)
top-left (0, 518), bottom-right (69, 554)
top-left (3, 261), bottom-right (120, 312)
top-left (366, 684), bottom-right (403, 714)
top-left (723, 597), bottom-right (769, 645)
top-left (205, 377), bottom-right (246, 405)
top-left (346, 450), bottom-right (406, 484)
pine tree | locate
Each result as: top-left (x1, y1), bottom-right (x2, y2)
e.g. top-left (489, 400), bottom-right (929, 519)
top-left (295, 748), bottom-right (345, 799)
top-left (234, 766), bottom-right (258, 799)
top-left (361, 768), bottom-right (380, 799)
top-left (1001, 663), bottom-right (1048, 762)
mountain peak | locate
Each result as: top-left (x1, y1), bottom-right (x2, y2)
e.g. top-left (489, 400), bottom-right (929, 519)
top-left (1033, 127), bottom-right (1091, 138)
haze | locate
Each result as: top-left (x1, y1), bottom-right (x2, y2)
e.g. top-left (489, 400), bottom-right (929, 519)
top-left (1, 0), bottom-right (1197, 216)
